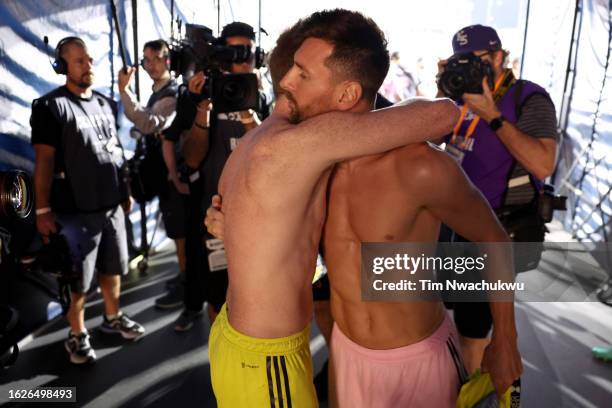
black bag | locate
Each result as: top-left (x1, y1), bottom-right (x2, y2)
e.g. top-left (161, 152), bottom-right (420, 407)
top-left (128, 135), bottom-right (168, 203)
top-left (496, 203), bottom-right (547, 273)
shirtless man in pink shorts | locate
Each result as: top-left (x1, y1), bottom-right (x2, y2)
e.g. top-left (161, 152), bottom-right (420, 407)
top-left (207, 11), bottom-right (522, 407)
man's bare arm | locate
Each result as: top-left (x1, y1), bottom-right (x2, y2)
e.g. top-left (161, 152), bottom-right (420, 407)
top-left (182, 100), bottom-right (211, 169)
top-left (33, 144), bottom-right (57, 241)
top-left (269, 98), bottom-right (459, 167)
top-left (412, 149), bottom-right (522, 396)
top-left (162, 139), bottom-right (189, 195)
top-left (496, 125), bottom-right (557, 180)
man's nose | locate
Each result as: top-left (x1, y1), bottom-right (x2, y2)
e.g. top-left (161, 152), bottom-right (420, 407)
top-left (280, 70), bottom-right (295, 92)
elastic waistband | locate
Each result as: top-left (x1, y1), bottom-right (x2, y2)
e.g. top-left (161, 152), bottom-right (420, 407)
top-left (332, 314), bottom-right (453, 362)
top-left (216, 303), bottom-right (310, 355)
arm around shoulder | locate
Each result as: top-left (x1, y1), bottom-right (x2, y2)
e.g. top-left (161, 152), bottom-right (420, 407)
top-left (286, 97), bottom-right (459, 167)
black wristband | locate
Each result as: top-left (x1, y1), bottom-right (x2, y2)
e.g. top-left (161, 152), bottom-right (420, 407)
top-left (489, 115), bottom-right (506, 131)
top-left (194, 122), bottom-right (209, 130)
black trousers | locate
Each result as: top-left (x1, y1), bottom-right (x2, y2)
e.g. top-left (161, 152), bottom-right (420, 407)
top-left (183, 186), bottom-right (206, 312)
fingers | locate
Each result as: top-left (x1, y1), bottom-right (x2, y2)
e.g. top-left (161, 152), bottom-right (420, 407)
top-left (482, 77), bottom-right (493, 97)
top-left (188, 72), bottom-right (207, 94)
top-left (37, 216), bottom-right (56, 244)
top-left (204, 208), bottom-right (224, 240)
top-left (178, 183), bottom-right (189, 195)
top-left (436, 58), bottom-right (449, 76)
top-left (212, 194), bottom-right (222, 209)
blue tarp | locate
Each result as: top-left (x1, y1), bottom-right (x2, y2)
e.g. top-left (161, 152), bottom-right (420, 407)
top-left (1, 0), bottom-right (611, 244)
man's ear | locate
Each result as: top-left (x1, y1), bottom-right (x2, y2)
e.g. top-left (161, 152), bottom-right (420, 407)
top-left (337, 81), bottom-right (363, 111)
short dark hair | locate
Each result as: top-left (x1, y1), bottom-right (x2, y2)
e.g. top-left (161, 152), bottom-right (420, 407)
top-left (143, 39), bottom-right (170, 57)
top-left (268, 21), bottom-right (307, 96)
top-left (298, 9), bottom-right (389, 102)
top-left (58, 37), bottom-right (86, 59)
top-left (221, 22), bottom-right (255, 42)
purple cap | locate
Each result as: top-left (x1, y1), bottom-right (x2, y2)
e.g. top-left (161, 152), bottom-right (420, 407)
top-left (452, 24), bottom-right (502, 55)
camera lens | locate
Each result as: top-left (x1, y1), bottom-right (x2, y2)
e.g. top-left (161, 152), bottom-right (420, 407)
top-left (439, 71), bottom-right (466, 100)
top-left (222, 80), bottom-right (246, 103)
top-left (0, 171), bottom-right (33, 219)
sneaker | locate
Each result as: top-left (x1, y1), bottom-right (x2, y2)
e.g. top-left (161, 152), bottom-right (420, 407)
top-left (64, 331), bottom-right (96, 365)
top-left (174, 309), bottom-right (203, 332)
top-left (100, 312), bottom-right (145, 341)
top-left (165, 273), bottom-right (183, 289)
top-left (593, 346), bottom-right (612, 362)
top-left (155, 285), bottom-right (184, 310)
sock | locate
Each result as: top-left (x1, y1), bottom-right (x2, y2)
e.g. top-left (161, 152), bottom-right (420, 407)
top-left (106, 312), bottom-right (120, 321)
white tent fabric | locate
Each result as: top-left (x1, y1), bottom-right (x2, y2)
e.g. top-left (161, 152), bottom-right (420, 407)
top-left (542, 0), bottom-right (612, 243)
top-left (1, 0), bottom-right (611, 244)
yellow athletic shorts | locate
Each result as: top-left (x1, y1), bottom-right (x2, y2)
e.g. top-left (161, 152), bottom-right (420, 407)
top-left (209, 304), bottom-right (318, 408)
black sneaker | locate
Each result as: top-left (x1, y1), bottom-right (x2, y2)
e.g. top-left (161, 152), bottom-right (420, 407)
top-left (64, 331), bottom-right (96, 365)
top-left (155, 285), bottom-right (184, 310)
top-left (100, 312), bottom-right (145, 341)
top-left (174, 309), bottom-right (203, 332)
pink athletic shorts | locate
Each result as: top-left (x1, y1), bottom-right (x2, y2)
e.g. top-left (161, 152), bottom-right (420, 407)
top-left (331, 314), bottom-right (467, 408)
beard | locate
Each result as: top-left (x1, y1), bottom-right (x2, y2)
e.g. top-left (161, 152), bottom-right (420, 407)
top-left (284, 91), bottom-right (302, 124)
top-left (74, 72), bottom-right (94, 89)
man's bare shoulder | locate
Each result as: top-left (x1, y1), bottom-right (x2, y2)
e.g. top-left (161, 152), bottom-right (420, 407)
top-left (393, 142), bottom-right (464, 187)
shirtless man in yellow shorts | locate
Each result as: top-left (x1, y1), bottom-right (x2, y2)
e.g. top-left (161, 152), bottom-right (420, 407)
top-left (207, 9), bottom-right (459, 408)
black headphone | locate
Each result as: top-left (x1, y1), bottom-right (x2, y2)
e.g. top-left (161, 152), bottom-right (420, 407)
top-left (140, 40), bottom-right (171, 70)
top-left (52, 36), bottom-right (84, 75)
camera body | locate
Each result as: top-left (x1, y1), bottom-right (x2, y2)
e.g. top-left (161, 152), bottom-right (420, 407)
top-left (169, 24), bottom-right (263, 113)
top-left (538, 184), bottom-right (567, 223)
top-left (0, 171), bottom-right (34, 267)
top-left (438, 53), bottom-right (494, 100)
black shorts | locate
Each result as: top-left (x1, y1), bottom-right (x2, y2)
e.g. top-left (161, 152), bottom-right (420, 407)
top-left (158, 181), bottom-right (188, 239)
top-left (447, 301), bottom-right (492, 339)
top-left (440, 225), bottom-right (492, 338)
top-left (312, 273), bottom-right (330, 301)
top-left (57, 205), bottom-right (128, 293)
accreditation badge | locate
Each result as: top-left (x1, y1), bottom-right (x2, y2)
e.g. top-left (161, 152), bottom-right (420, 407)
top-left (445, 143), bottom-right (465, 165)
top-left (205, 238), bottom-right (228, 272)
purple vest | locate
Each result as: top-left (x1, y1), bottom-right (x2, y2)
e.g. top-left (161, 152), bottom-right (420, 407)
top-left (445, 80), bottom-right (548, 209)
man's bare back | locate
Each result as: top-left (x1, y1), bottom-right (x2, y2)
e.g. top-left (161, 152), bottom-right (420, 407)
top-left (218, 97), bottom-right (459, 339)
top-left (219, 104), bottom-right (331, 338)
top-left (325, 140), bottom-right (512, 349)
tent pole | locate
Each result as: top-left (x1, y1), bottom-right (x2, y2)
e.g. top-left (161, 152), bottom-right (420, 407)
top-left (132, 0), bottom-right (140, 100)
top-left (519, 0), bottom-right (531, 78)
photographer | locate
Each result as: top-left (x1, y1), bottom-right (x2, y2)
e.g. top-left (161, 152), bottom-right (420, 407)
top-left (30, 37), bottom-right (144, 365)
top-left (163, 22), bottom-right (263, 331)
top-left (118, 39), bottom-right (187, 309)
top-left (437, 25), bottom-right (559, 374)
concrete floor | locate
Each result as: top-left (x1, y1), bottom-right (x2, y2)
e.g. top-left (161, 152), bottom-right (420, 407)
top-left (1, 230), bottom-right (611, 407)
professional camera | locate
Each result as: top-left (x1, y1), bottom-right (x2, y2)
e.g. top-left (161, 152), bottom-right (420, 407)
top-left (169, 24), bottom-right (265, 113)
top-left (0, 170), bottom-right (33, 221)
top-left (0, 170), bottom-right (33, 369)
top-left (1, 170), bottom-right (73, 314)
top-left (438, 53), bottom-right (494, 100)
top-left (1, 170), bottom-right (33, 266)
